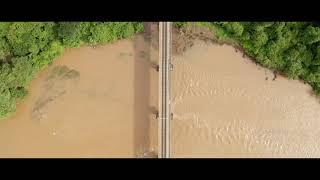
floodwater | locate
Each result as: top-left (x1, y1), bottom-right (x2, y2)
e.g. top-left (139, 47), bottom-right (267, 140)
top-left (0, 32), bottom-right (159, 157)
top-left (2, 28), bottom-right (320, 158)
top-left (171, 40), bottom-right (320, 158)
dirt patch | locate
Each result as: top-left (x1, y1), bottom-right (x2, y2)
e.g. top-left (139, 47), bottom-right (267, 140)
top-left (172, 24), bottom-right (222, 56)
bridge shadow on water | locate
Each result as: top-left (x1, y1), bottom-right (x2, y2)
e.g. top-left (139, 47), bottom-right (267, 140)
top-left (133, 22), bottom-right (158, 157)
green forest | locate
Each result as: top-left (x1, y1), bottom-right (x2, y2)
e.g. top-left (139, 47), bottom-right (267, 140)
top-left (0, 22), bottom-right (143, 119)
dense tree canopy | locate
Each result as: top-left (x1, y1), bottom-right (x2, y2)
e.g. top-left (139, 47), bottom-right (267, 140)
top-left (0, 22), bottom-right (143, 119)
top-left (177, 22), bottom-right (320, 97)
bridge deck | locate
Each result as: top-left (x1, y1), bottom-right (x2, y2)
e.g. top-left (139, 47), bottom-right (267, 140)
top-left (158, 22), bottom-right (172, 158)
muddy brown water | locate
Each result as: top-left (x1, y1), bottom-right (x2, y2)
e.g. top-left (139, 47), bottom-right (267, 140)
top-left (171, 40), bottom-right (320, 158)
top-left (0, 34), bottom-right (159, 158)
top-left (1, 33), bottom-right (320, 157)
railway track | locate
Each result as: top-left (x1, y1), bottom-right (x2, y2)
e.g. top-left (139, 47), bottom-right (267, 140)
top-left (158, 22), bottom-right (172, 158)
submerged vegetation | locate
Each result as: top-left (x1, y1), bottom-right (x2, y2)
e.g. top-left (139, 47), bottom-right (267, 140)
top-left (175, 22), bottom-right (320, 97)
top-left (0, 22), bottom-right (143, 118)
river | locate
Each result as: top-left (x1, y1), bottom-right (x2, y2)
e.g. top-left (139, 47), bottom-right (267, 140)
top-left (1, 29), bottom-right (320, 157)
top-left (0, 32), bottom-right (158, 158)
top-left (171, 40), bottom-right (320, 157)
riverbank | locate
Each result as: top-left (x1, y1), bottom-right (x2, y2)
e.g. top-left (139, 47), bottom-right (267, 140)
top-left (175, 22), bottom-right (320, 96)
top-left (0, 31), bottom-right (158, 157)
top-left (0, 22), bottom-right (143, 119)
top-left (171, 30), bottom-right (320, 157)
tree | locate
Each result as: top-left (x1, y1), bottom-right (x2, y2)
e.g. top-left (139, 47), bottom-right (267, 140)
top-left (301, 25), bottom-right (320, 45)
top-left (221, 22), bottom-right (244, 38)
top-left (6, 22), bottom-right (55, 56)
top-left (88, 22), bottom-right (142, 44)
top-left (57, 22), bottom-right (91, 47)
